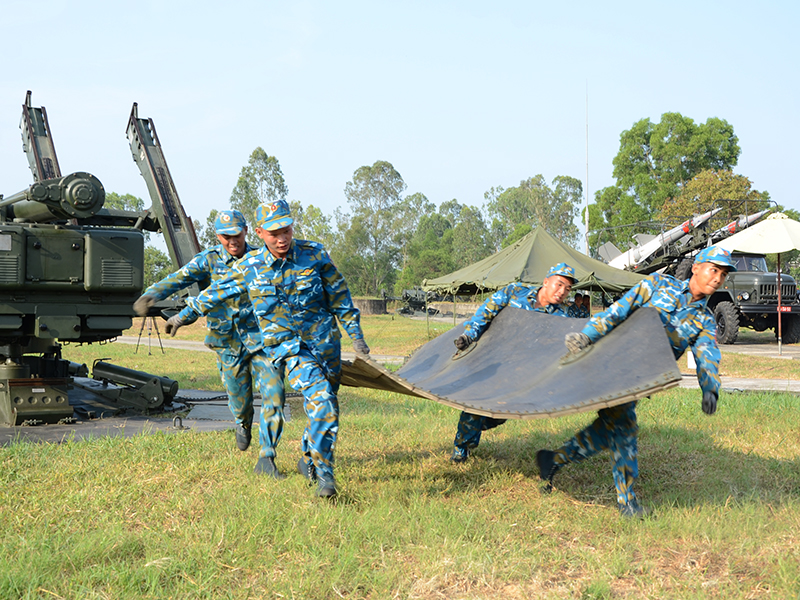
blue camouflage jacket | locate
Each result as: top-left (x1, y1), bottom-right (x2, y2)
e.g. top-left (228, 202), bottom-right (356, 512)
top-left (464, 282), bottom-right (570, 341)
top-left (143, 243), bottom-right (261, 352)
top-left (568, 304), bottom-right (590, 318)
top-left (179, 239), bottom-right (363, 370)
top-left (582, 273), bottom-right (721, 396)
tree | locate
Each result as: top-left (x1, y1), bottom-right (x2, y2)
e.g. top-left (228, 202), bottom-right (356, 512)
top-left (340, 161), bottom-right (407, 296)
top-left (197, 209), bottom-right (220, 250)
top-left (229, 148), bottom-right (289, 246)
top-left (394, 212), bottom-right (457, 292)
top-left (393, 201), bottom-right (492, 292)
top-left (143, 246), bottom-right (172, 289)
top-left (393, 192), bottom-right (435, 270)
top-left (448, 203), bottom-right (493, 267)
top-left (658, 170), bottom-right (770, 228)
top-left (591, 113), bottom-right (740, 249)
top-left (300, 204), bottom-right (336, 249)
top-left (485, 175), bottom-right (582, 248)
top-left (105, 192), bottom-right (145, 212)
top-left (288, 200), bottom-right (305, 238)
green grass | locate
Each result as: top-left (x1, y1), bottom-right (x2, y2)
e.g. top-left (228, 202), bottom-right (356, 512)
top-left (2, 329), bottom-right (799, 598)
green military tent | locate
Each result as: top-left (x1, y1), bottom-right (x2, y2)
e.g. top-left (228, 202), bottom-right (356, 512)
top-left (422, 227), bottom-right (644, 295)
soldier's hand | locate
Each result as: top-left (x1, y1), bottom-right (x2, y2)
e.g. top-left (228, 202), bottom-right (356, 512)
top-left (353, 338), bottom-right (370, 355)
top-left (133, 295), bottom-right (156, 317)
top-left (165, 314), bottom-right (185, 337)
top-left (454, 334), bottom-right (472, 351)
top-left (565, 332), bottom-right (590, 354)
top-left (702, 391), bottom-right (718, 415)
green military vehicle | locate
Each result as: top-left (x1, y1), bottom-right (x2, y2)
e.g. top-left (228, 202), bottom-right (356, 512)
top-left (705, 252), bottom-right (800, 344)
top-left (0, 92), bottom-right (200, 426)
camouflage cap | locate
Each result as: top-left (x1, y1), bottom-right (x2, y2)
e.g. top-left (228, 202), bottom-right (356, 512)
top-left (694, 246), bottom-right (737, 272)
top-left (214, 210), bottom-right (247, 235)
top-left (546, 262), bottom-right (578, 283)
top-left (255, 200), bottom-right (294, 231)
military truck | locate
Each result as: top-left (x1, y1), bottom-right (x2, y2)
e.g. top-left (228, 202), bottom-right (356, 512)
top-left (679, 252), bottom-right (800, 344)
top-left (594, 205), bottom-right (797, 344)
top-left (0, 92), bottom-right (198, 426)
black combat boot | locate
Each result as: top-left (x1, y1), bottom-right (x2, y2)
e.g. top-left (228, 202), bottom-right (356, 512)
top-left (235, 424), bottom-right (251, 451)
top-left (297, 457), bottom-right (317, 484)
top-left (253, 457), bottom-right (286, 480)
top-left (316, 475), bottom-right (337, 498)
top-left (535, 449), bottom-right (561, 492)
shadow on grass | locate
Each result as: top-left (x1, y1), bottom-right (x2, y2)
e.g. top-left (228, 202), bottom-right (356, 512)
top-left (342, 420), bottom-right (800, 512)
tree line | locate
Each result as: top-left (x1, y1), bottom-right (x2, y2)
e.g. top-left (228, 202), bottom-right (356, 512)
top-left (146, 148), bottom-right (583, 295)
top-left (138, 111), bottom-right (798, 292)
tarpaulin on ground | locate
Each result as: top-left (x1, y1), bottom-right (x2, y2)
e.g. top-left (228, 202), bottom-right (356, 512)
top-left (421, 227), bottom-right (644, 295)
top-left (341, 307), bottom-right (681, 419)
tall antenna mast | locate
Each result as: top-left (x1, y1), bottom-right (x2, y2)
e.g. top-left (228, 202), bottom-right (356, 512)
top-left (585, 82), bottom-right (589, 255)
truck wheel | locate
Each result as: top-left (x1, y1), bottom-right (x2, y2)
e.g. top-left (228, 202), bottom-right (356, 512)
top-left (781, 314), bottom-right (800, 344)
top-left (714, 301), bottom-right (739, 344)
top-left (674, 257), bottom-right (693, 281)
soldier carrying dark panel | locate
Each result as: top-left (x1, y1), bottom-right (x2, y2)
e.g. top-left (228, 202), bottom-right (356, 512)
top-left (536, 246), bottom-right (737, 518)
top-left (449, 263), bottom-right (579, 463)
top-left (134, 210), bottom-right (266, 452)
top-left (164, 200), bottom-right (369, 499)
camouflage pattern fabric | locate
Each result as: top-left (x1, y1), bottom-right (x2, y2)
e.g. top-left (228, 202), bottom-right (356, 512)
top-left (218, 347), bottom-right (280, 431)
top-left (144, 243), bottom-right (264, 430)
top-left (178, 239), bottom-right (363, 479)
top-left (568, 304), bottom-right (590, 318)
top-left (143, 243), bottom-right (261, 352)
top-left (555, 273), bottom-right (720, 507)
top-left (553, 402), bottom-right (639, 505)
top-left (582, 273), bottom-right (720, 396)
top-left (463, 283), bottom-right (569, 341)
top-left (453, 284), bottom-right (572, 454)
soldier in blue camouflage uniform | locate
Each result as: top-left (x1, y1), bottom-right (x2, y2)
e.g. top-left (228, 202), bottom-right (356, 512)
top-left (575, 294), bottom-right (591, 318)
top-left (567, 293), bottom-right (588, 318)
top-left (536, 246), bottom-right (737, 518)
top-left (133, 210), bottom-right (267, 452)
top-left (165, 200), bottom-right (368, 498)
top-left (450, 263), bottom-right (579, 462)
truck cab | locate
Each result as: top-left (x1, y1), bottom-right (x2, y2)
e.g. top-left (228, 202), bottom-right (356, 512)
top-left (707, 252), bottom-right (800, 344)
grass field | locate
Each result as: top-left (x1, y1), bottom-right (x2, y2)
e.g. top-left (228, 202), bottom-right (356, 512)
top-left (1, 316), bottom-right (799, 599)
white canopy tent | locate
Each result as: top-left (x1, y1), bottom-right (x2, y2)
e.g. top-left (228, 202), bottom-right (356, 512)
top-left (717, 212), bottom-right (800, 353)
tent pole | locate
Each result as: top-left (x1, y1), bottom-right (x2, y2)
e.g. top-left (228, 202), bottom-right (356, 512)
top-left (777, 254), bottom-right (783, 355)
top-left (426, 294), bottom-right (431, 340)
top-left (453, 294), bottom-right (456, 326)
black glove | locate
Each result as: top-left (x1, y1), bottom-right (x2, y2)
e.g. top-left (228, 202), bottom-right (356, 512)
top-left (565, 332), bottom-right (591, 354)
top-left (454, 334), bottom-right (472, 351)
top-left (702, 391), bottom-right (717, 415)
top-left (133, 295), bottom-right (156, 317)
top-left (353, 338), bottom-right (370, 355)
top-left (165, 314), bottom-right (185, 337)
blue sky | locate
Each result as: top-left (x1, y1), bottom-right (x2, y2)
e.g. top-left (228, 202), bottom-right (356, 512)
top-left (3, 1), bottom-right (798, 242)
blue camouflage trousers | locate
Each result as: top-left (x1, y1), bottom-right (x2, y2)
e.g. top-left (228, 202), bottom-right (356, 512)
top-left (215, 347), bottom-right (280, 430)
top-left (553, 401), bottom-right (639, 506)
top-left (453, 412), bottom-right (507, 454)
top-left (256, 343), bottom-right (342, 481)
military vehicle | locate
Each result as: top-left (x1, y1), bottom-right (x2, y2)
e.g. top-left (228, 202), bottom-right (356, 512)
top-left (0, 92), bottom-right (198, 426)
top-left (595, 203), bottom-right (800, 344)
top-left (383, 288), bottom-right (440, 316)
